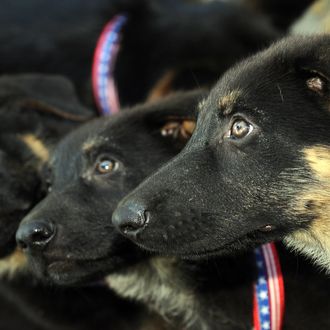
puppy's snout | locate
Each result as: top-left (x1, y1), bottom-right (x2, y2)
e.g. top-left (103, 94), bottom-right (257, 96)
top-left (16, 220), bottom-right (55, 250)
top-left (112, 202), bottom-right (147, 239)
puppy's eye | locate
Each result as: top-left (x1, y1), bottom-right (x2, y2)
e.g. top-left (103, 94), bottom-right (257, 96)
top-left (95, 158), bottom-right (118, 175)
top-left (228, 119), bottom-right (253, 139)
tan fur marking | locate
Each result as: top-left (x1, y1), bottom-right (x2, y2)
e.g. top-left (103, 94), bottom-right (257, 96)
top-left (21, 134), bottom-right (49, 162)
top-left (218, 90), bottom-right (241, 115)
top-left (182, 120), bottom-right (196, 136)
top-left (82, 136), bottom-right (107, 154)
top-left (0, 248), bottom-right (27, 278)
top-left (305, 146), bottom-right (330, 179)
top-left (106, 257), bottom-right (205, 329)
top-left (147, 71), bottom-right (177, 103)
top-left (284, 145), bottom-right (330, 272)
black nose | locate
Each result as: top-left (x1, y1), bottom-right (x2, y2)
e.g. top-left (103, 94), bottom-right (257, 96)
top-left (112, 202), bottom-right (147, 239)
top-left (16, 220), bottom-right (55, 250)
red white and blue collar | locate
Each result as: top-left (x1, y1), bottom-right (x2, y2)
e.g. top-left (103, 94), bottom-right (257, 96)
top-left (253, 243), bottom-right (285, 330)
top-left (92, 14), bottom-right (127, 115)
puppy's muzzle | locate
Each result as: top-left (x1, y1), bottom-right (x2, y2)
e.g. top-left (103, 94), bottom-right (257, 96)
top-left (112, 201), bottom-right (147, 239)
top-left (16, 220), bottom-right (55, 251)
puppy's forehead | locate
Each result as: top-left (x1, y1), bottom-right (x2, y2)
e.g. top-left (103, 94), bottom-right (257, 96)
top-left (52, 118), bottom-right (108, 163)
top-left (217, 90), bottom-right (242, 115)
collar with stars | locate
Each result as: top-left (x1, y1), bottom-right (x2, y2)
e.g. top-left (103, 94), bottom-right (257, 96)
top-left (253, 243), bottom-right (285, 330)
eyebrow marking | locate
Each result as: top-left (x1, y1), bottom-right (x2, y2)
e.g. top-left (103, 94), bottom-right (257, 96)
top-left (218, 90), bottom-right (241, 115)
top-left (82, 136), bottom-right (108, 153)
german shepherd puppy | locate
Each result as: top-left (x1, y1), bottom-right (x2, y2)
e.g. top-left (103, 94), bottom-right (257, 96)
top-left (16, 90), bottom-right (330, 329)
top-left (0, 75), bottom-right (160, 330)
top-left (112, 35), bottom-right (330, 273)
top-left (0, 74), bottom-right (92, 268)
top-left (16, 90), bottom-right (202, 284)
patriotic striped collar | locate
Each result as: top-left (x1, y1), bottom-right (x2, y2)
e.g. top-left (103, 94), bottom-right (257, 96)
top-left (253, 243), bottom-right (285, 330)
top-left (92, 14), bottom-right (127, 115)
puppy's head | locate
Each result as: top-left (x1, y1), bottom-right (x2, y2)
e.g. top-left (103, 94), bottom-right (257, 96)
top-left (16, 90), bottom-right (202, 285)
top-left (113, 35), bottom-right (330, 270)
top-left (0, 74), bottom-right (90, 276)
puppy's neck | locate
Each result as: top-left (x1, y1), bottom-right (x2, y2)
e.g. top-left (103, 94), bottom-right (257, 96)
top-left (106, 257), bottom-right (207, 330)
top-left (284, 146), bottom-right (330, 273)
top-left (106, 256), bottom-right (253, 330)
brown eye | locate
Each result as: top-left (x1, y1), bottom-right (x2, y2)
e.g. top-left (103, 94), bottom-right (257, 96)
top-left (230, 119), bottom-right (253, 139)
top-left (95, 159), bottom-right (117, 174)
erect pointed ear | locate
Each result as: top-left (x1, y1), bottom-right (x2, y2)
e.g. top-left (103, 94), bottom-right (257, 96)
top-left (160, 117), bottom-right (196, 142)
top-left (294, 39), bottom-right (330, 97)
top-left (143, 89), bottom-right (205, 143)
top-left (0, 74), bottom-right (93, 121)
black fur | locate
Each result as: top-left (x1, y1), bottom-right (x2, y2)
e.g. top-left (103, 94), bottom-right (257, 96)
top-left (115, 0), bottom-right (280, 106)
top-left (0, 74), bottom-right (92, 258)
top-left (0, 274), bottom-right (150, 330)
top-left (1, 0), bottom-right (279, 106)
top-left (112, 35), bottom-right (330, 267)
top-left (0, 75), bottom-right (162, 330)
top-left (16, 90), bottom-right (204, 285)
top-left (16, 89), bottom-right (330, 329)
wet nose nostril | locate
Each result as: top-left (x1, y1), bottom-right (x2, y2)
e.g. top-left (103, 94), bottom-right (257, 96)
top-left (17, 239), bottom-right (27, 250)
top-left (31, 227), bottom-right (54, 245)
top-left (119, 211), bottom-right (147, 233)
top-left (113, 204), bottom-right (148, 238)
top-left (16, 220), bottom-right (55, 250)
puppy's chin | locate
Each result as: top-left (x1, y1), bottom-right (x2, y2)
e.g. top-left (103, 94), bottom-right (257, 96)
top-left (46, 262), bottom-right (104, 286)
top-left (133, 228), bottom-right (287, 260)
top-left (28, 258), bottom-right (105, 286)
top-left (28, 253), bottom-right (137, 287)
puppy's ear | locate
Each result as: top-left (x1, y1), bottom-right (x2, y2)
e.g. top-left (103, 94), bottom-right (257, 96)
top-left (301, 68), bottom-right (329, 97)
top-left (160, 118), bottom-right (196, 142)
top-left (0, 74), bottom-right (92, 120)
top-left (143, 90), bottom-right (204, 143)
top-left (294, 38), bottom-right (330, 98)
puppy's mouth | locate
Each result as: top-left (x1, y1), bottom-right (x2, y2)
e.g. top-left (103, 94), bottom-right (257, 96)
top-left (133, 226), bottom-right (283, 259)
top-left (47, 259), bottom-right (78, 275)
top-left (45, 258), bottom-right (108, 286)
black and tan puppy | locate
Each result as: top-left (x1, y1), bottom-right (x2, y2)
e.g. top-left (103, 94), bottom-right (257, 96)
top-left (0, 75), bottom-right (164, 330)
top-left (113, 35), bottom-right (330, 272)
top-left (0, 74), bottom-right (92, 267)
top-left (16, 90), bottom-right (201, 285)
top-left (16, 91), bottom-right (330, 330)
